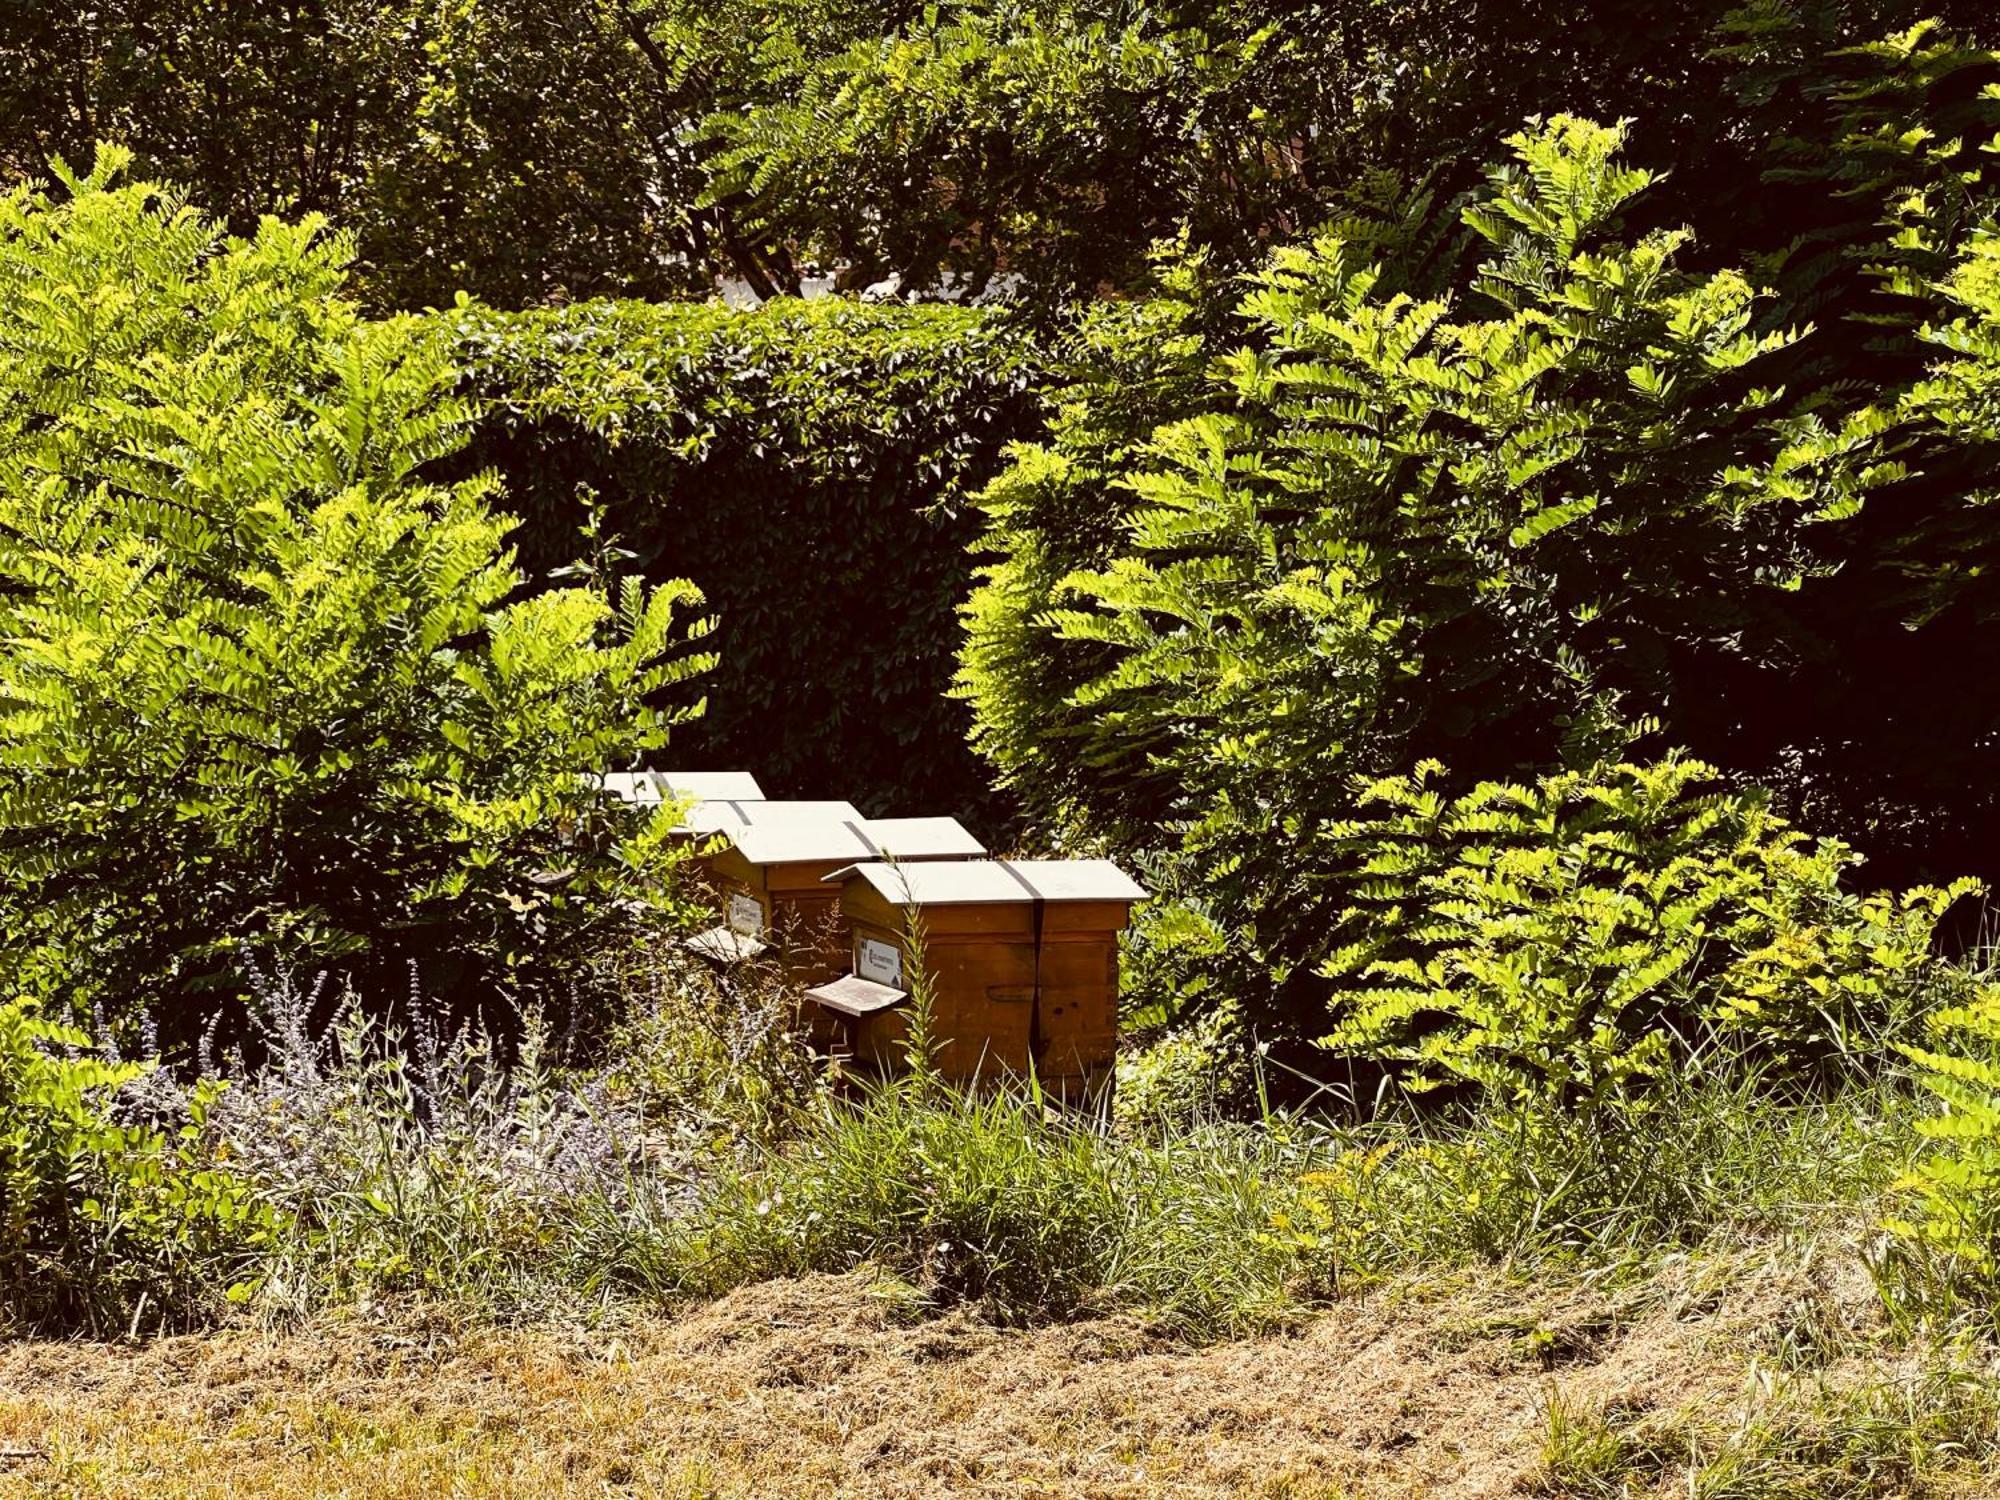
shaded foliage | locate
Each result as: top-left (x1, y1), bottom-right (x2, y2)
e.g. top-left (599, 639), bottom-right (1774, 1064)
top-left (961, 25), bottom-right (2000, 1048)
top-left (0, 0), bottom-right (745, 311)
top-left (2, 0), bottom-right (1988, 311)
top-left (447, 297), bottom-right (1041, 825)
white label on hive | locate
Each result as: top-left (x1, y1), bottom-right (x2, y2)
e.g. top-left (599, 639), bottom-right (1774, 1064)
top-left (727, 891), bottom-right (765, 937)
top-left (857, 936), bottom-right (902, 987)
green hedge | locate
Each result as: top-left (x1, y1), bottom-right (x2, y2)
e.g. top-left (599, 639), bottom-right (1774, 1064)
top-left (446, 298), bottom-right (1042, 829)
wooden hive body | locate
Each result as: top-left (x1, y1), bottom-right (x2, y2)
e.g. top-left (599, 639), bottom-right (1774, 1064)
top-left (704, 842), bottom-right (857, 983)
top-left (840, 881), bottom-right (1036, 1076)
top-left (819, 860), bottom-right (1143, 1091)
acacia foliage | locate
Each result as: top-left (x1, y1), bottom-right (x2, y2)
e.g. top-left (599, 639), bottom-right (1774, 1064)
top-left (965, 116), bottom-right (1818, 840)
top-left (1323, 758), bottom-right (1981, 1109)
top-left (1892, 981), bottom-right (2000, 1296)
top-left (960, 25), bottom-right (2000, 1044)
top-left (0, 149), bottom-right (713, 1029)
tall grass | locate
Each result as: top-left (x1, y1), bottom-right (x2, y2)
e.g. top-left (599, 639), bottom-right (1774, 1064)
top-left (1532, 1359), bottom-right (2000, 1498)
top-left (1341, 1065), bottom-right (1916, 1271)
top-left (645, 1056), bottom-right (1919, 1335)
top-left (0, 936), bottom-right (1976, 1348)
top-left (664, 1086), bottom-right (1303, 1332)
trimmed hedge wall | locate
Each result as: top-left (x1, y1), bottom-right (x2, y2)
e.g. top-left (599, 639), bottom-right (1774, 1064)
top-left (446, 298), bottom-right (1042, 831)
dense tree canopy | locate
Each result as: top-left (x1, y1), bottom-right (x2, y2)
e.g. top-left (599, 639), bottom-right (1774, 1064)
top-left (3, 0), bottom-right (1987, 310)
top-left (960, 20), bottom-right (2000, 1042)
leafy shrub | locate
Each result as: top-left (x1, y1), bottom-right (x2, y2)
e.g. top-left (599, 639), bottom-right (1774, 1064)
top-left (0, 999), bottom-right (274, 1334)
top-left (1884, 983), bottom-right (2000, 1319)
top-left (696, 3), bottom-right (1266, 302)
top-left (962, 25), bottom-right (2000, 880)
top-left (955, 249), bottom-right (1223, 838)
top-left (1717, 860), bottom-right (1983, 1071)
top-left (448, 295), bottom-right (1039, 821)
top-left (964, 79), bottom-right (2000, 1046)
top-left (1323, 758), bottom-right (1978, 1108)
top-left (965, 115), bottom-right (1813, 854)
top-left (0, 149), bottom-right (714, 1029)
top-left (964, 117), bottom-right (1832, 1040)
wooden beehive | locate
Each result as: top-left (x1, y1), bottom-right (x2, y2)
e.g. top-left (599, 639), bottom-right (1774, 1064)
top-left (678, 799), bottom-right (864, 962)
top-left (807, 859), bottom-right (1145, 1091)
top-left (694, 815), bottom-right (985, 981)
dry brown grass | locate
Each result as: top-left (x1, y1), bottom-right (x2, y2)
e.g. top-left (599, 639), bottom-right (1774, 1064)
top-left (0, 1248), bottom-right (1987, 1499)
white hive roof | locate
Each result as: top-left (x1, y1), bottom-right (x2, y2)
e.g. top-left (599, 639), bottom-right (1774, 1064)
top-left (728, 814), bottom-right (985, 866)
top-left (826, 858), bottom-right (1145, 906)
top-left (682, 798), bottom-right (862, 834)
top-left (860, 817), bottom-right (987, 858)
top-left (656, 771), bottom-right (765, 803)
